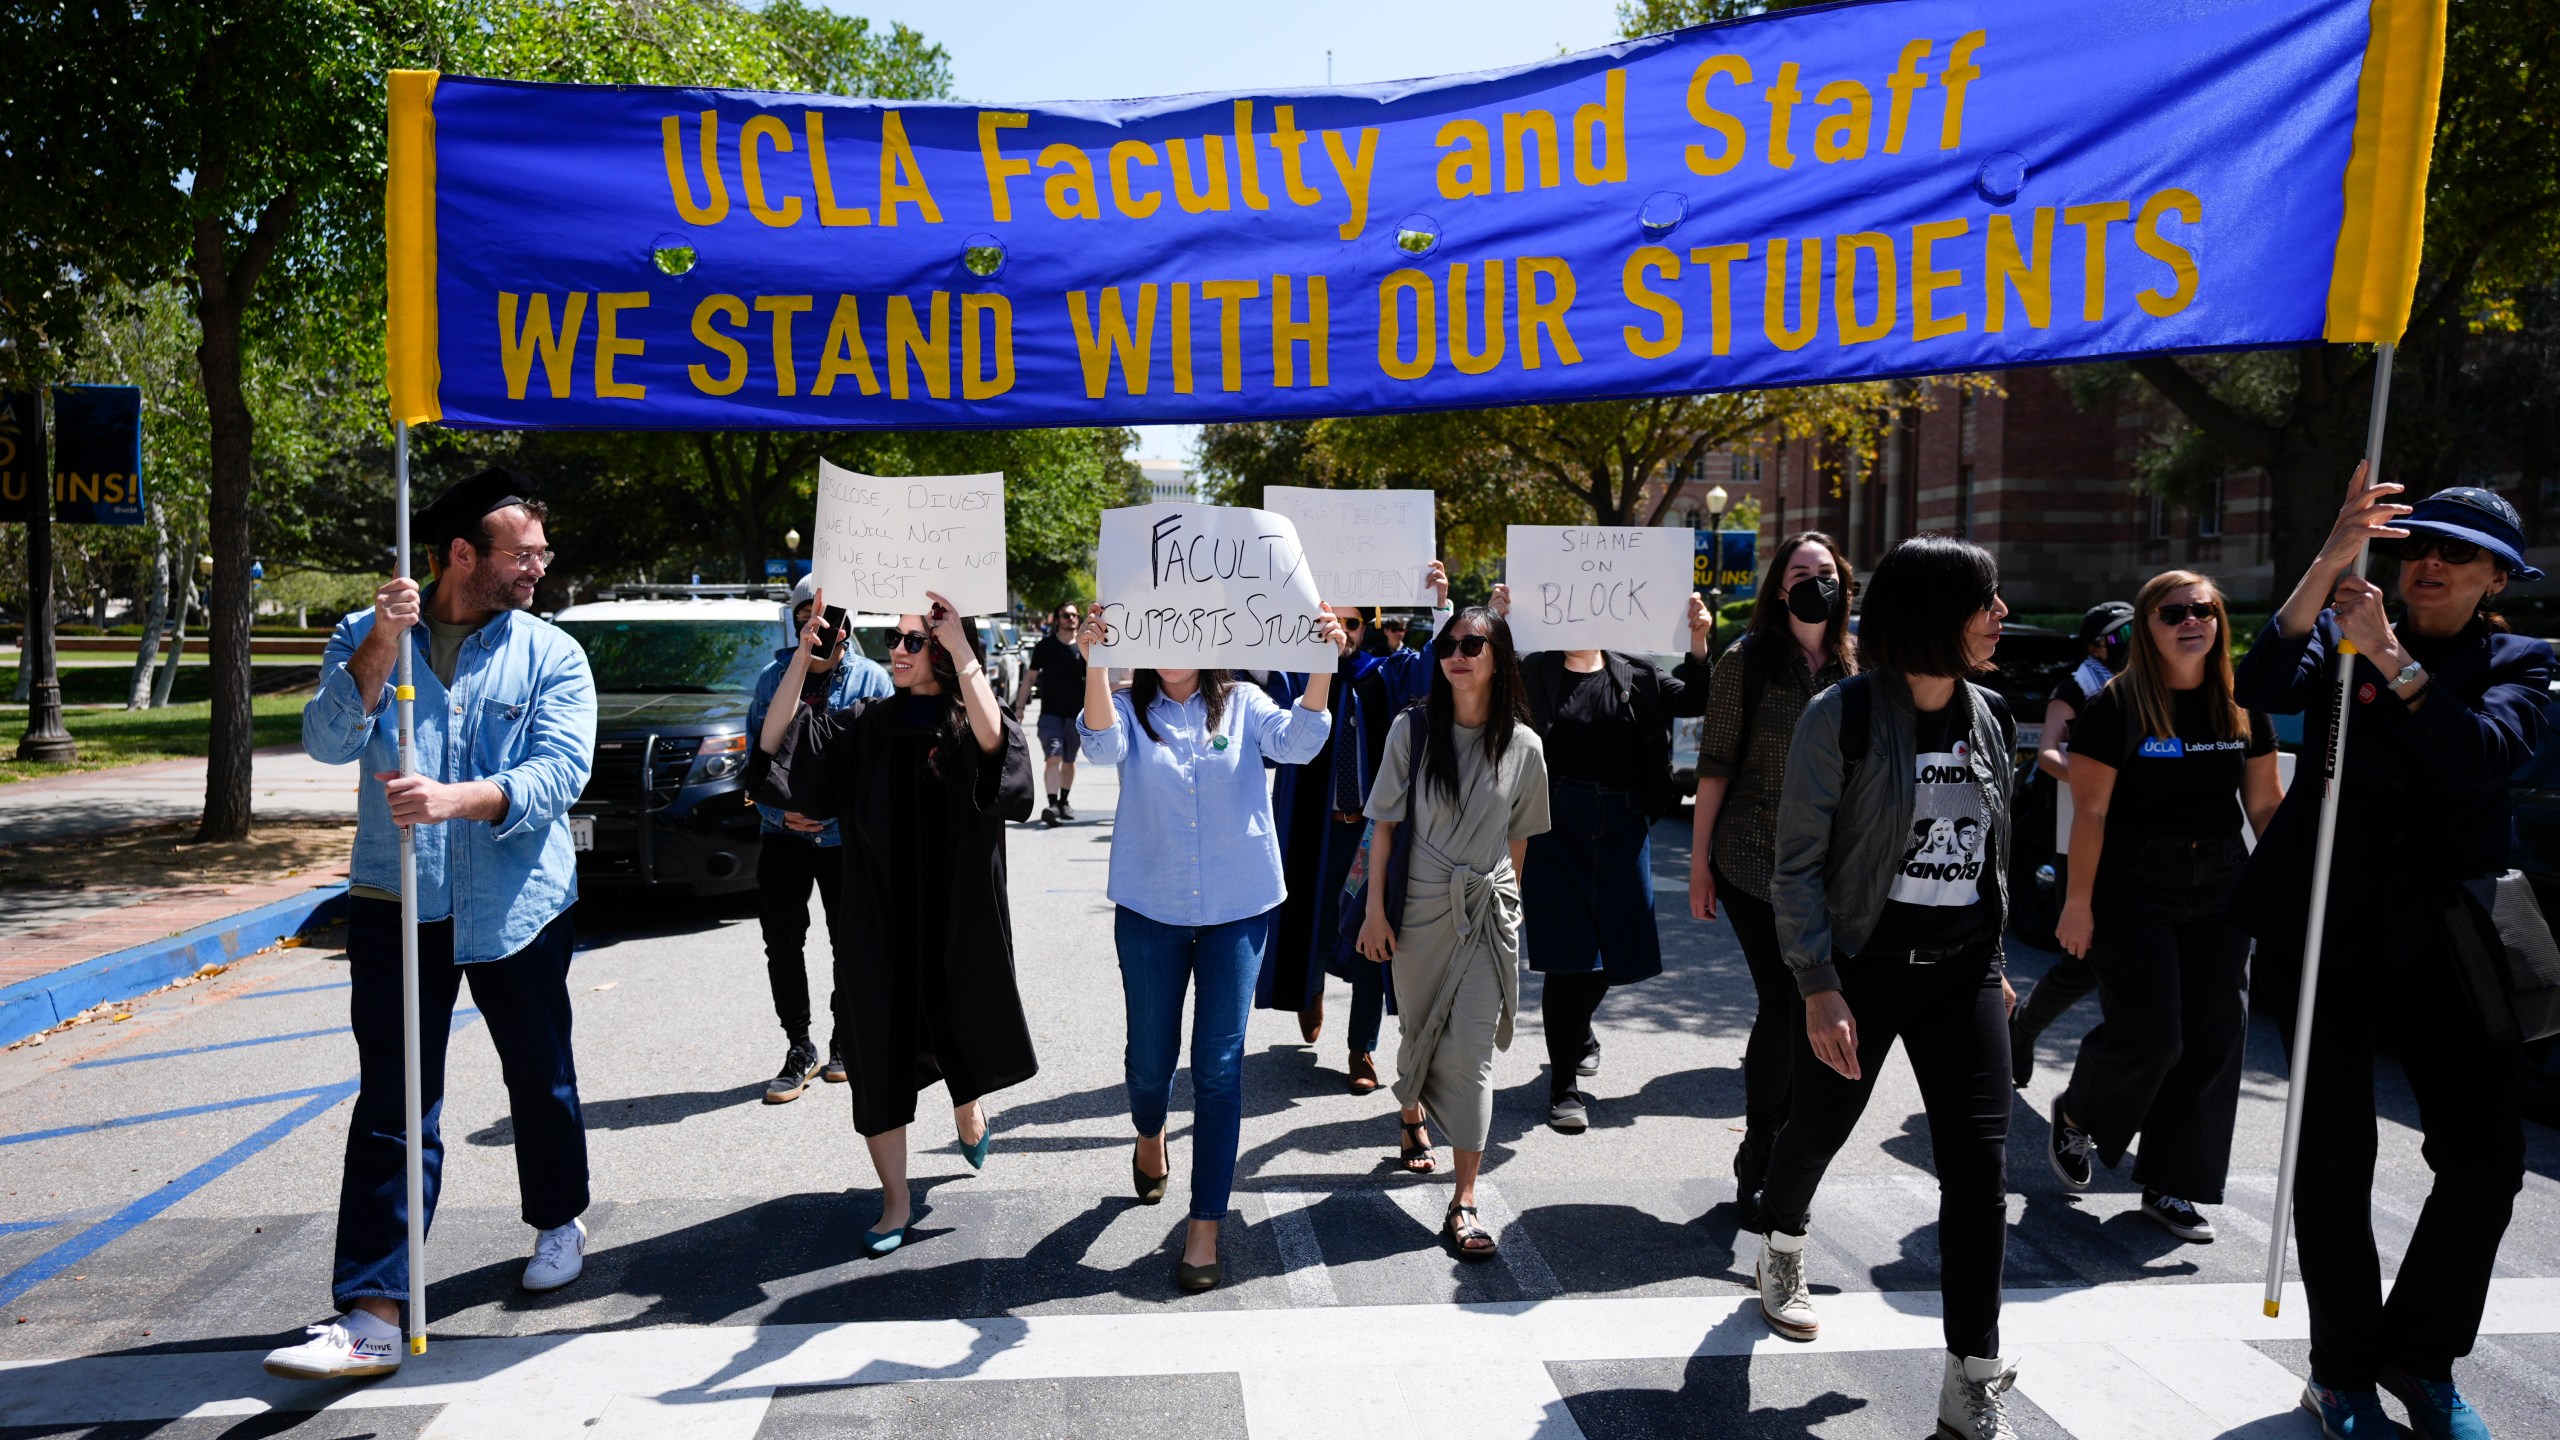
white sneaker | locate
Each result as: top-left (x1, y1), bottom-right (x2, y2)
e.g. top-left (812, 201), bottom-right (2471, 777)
top-left (1755, 1228), bottom-right (1818, 1340)
top-left (261, 1312), bottom-right (402, 1380)
top-left (522, 1217), bottom-right (587, 1292)
top-left (1938, 1353), bottom-right (2020, 1440)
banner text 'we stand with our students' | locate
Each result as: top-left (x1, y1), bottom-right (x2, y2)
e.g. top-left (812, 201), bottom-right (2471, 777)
top-left (386, 0), bottom-right (2444, 431)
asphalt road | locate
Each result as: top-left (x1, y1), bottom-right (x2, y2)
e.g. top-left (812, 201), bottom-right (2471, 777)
top-left (3, 754), bottom-right (2558, 1439)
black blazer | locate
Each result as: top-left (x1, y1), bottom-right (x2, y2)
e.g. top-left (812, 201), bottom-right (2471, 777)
top-left (1520, 649), bottom-right (1714, 819)
top-left (2230, 612), bottom-right (2553, 949)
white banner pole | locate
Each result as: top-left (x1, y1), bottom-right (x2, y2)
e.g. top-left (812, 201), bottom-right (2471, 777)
top-left (2262, 340), bottom-right (2397, 1318)
top-left (394, 420), bottom-right (428, 1354)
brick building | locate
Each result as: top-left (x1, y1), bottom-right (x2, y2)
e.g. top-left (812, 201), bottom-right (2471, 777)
top-left (1650, 369), bottom-right (2279, 611)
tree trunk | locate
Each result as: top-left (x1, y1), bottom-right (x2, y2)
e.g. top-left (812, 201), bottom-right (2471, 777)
top-left (128, 494), bottom-right (171, 709)
top-left (153, 569), bottom-right (194, 709)
top-left (196, 295), bottom-right (256, 840)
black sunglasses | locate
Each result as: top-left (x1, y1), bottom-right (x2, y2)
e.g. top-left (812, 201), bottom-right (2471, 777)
top-left (1434, 632), bottom-right (1491, 658)
top-left (1978, 583), bottom-right (2004, 612)
top-left (890, 630), bottom-right (932, 654)
top-left (2385, 537), bottom-right (2483, 567)
top-left (1340, 614), bottom-right (1363, 630)
top-left (2154, 603), bottom-right (2220, 625)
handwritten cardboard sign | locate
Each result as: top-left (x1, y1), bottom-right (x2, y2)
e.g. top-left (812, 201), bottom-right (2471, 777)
top-left (807, 461), bottom-right (1008, 615)
top-left (1093, 503), bottom-right (1335, 671)
top-left (1263, 486), bottom-right (1436, 607)
top-left (1503, 525), bottom-right (1696, 654)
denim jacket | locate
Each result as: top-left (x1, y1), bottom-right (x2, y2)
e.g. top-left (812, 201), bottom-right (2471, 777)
top-left (743, 646), bottom-right (892, 847)
top-left (302, 596), bottom-right (597, 962)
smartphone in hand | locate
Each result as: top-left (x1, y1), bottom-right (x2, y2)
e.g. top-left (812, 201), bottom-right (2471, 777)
top-left (817, 605), bottom-right (848, 658)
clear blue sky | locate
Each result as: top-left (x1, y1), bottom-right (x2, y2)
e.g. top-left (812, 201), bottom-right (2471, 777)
top-left (822, 0), bottom-right (1626, 464)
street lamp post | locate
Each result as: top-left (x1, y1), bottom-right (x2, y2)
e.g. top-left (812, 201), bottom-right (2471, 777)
top-left (1703, 483), bottom-right (1731, 653)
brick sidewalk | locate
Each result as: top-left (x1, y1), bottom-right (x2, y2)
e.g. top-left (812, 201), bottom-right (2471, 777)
top-left (0, 860), bottom-right (351, 993)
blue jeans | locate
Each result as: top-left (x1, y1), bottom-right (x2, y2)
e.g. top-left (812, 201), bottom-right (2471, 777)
top-left (1347, 961), bottom-right (1384, 1055)
top-left (1116, 905), bottom-right (1269, 1222)
top-left (333, 899), bottom-right (587, 1313)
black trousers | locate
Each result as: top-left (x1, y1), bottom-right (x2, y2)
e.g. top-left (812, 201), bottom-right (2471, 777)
top-left (2270, 904), bottom-right (2526, 1388)
top-left (1760, 943), bottom-right (2010, 1360)
top-left (1541, 971), bottom-right (1608, 1096)
top-left (1717, 868), bottom-right (1798, 1186)
top-left (334, 900), bottom-right (586, 1311)
top-left (2014, 948), bottom-right (2096, 1038)
top-left (2059, 832), bottom-right (2251, 1203)
top-left (757, 835), bottom-right (846, 1043)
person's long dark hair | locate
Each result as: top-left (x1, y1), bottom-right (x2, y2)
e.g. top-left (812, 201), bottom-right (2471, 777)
top-left (920, 617), bottom-right (984, 776)
top-left (1131, 669), bottom-right (1235, 743)
top-left (1746, 530), bottom-right (1858, 675)
top-left (1421, 606), bottom-right (1530, 802)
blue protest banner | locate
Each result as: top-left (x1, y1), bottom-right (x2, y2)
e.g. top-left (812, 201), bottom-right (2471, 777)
top-left (1695, 528), bottom-right (1757, 597)
top-left (384, 0), bottom-right (2445, 431)
top-left (51, 386), bottom-right (144, 526)
top-left (0, 391), bottom-right (40, 524)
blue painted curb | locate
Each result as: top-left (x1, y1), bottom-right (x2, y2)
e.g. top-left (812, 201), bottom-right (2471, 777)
top-left (0, 884), bottom-right (350, 1048)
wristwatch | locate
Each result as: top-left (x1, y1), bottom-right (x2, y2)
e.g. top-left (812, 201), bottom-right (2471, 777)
top-left (2390, 659), bottom-right (2426, 694)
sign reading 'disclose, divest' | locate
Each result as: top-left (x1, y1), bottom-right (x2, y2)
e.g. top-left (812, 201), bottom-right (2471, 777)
top-left (384, 0), bottom-right (2444, 431)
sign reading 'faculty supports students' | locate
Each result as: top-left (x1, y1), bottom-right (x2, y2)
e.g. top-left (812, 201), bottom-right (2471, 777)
top-left (1506, 525), bottom-right (1696, 654)
top-left (1093, 504), bottom-right (1335, 671)
top-left (807, 462), bottom-right (1007, 615)
top-left (386, 0), bottom-right (2445, 433)
top-left (1263, 486), bottom-right (1436, 607)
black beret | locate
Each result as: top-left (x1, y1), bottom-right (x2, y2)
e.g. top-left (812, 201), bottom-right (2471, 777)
top-left (418, 467), bottom-right (536, 555)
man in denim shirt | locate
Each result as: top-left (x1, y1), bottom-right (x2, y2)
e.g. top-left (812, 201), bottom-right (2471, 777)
top-left (747, 574), bottom-right (891, 1103)
top-left (264, 469), bottom-right (597, 1383)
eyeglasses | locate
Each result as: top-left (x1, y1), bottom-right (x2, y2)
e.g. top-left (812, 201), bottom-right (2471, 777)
top-left (1978, 584), bottom-right (2004, 612)
top-left (890, 631), bottom-right (932, 654)
top-left (1434, 633), bottom-right (1491, 658)
top-left (2386, 537), bottom-right (2482, 567)
top-left (488, 544), bottom-right (555, 570)
top-left (2154, 603), bottom-right (2220, 626)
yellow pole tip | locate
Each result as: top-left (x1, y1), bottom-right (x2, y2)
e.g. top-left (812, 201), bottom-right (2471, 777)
top-left (2264, 1300), bottom-right (2282, 1318)
top-left (394, 686), bottom-right (415, 700)
top-left (2337, 640), bottom-right (2360, 655)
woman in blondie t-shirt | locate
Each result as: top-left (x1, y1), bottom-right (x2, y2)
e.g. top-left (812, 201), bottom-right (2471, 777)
top-left (2050, 571), bottom-right (2282, 1245)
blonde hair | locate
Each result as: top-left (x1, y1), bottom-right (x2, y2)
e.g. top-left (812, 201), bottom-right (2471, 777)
top-left (2119, 570), bottom-right (2245, 744)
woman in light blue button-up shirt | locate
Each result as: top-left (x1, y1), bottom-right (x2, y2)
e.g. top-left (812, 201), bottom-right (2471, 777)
top-left (1076, 610), bottom-right (1345, 1292)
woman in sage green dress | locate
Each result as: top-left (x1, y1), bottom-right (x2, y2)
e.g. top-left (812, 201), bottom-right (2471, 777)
top-left (1356, 606), bottom-right (1550, 1260)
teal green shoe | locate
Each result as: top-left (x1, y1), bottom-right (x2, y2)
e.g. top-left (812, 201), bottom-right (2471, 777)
top-left (860, 1225), bottom-right (906, 1258)
top-left (960, 1125), bottom-right (992, 1171)
top-left (2381, 1365), bottom-right (2493, 1440)
top-left (2301, 1381), bottom-right (2393, 1440)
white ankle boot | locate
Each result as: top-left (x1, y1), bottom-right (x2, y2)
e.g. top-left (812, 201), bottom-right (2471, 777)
top-left (1938, 1353), bottom-right (2019, 1440)
top-left (1755, 1227), bottom-right (1817, 1340)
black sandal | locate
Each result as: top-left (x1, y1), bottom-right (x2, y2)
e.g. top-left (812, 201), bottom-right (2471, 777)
top-left (1398, 1117), bottom-right (1437, 1174)
top-left (1444, 1203), bottom-right (1497, 1261)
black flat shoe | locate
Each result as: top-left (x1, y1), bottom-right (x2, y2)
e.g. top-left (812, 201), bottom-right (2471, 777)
top-left (1134, 1141), bottom-right (1169, 1205)
top-left (1174, 1259), bottom-right (1221, 1292)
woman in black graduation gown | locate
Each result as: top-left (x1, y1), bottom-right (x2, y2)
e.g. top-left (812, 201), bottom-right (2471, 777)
top-left (754, 588), bottom-right (1038, 1256)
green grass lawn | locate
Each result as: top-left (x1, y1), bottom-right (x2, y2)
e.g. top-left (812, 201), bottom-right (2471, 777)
top-left (0, 689), bottom-right (312, 783)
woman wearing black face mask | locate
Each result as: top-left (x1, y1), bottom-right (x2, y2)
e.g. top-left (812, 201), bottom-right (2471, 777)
top-left (1688, 532), bottom-right (1856, 1197)
top-left (1488, 581), bottom-right (1714, 1131)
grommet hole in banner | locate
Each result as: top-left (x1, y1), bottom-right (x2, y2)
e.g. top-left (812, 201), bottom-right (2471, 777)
top-left (1394, 215), bottom-right (1439, 257)
top-left (1639, 191), bottom-right (1687, 239)
top-left (1975, 151), bottom-right (2028, 206)
top-left (962, 235), bottom-right (1006, 277)
top-left (651, 237), bottom-right (698, 277)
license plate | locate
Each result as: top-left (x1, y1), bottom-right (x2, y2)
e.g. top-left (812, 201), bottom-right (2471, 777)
top-left (569, 816), bottom-right (594, 851)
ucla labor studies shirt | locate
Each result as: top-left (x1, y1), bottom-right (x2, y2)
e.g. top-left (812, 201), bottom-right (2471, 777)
top-left (2068, 684), bottom-right (2274, 841)
top-left (1862, 701), bottom-right (1996, 954)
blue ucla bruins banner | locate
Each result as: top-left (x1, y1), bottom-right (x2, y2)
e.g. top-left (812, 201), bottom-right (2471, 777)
top-left (384, 0), bottom-right (2444, 430)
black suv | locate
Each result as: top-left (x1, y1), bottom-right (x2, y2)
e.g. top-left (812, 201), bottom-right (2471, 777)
top-left (553, 589), bottom-right (791, 896)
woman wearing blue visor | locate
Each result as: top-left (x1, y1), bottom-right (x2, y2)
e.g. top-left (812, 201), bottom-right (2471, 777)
top-left (2234, 466), bottom-right (2554, 1440)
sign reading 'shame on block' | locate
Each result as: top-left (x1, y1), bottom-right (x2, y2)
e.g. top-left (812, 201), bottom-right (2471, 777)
top-left (1263, 487), bottom-right (1436, 608)
top-left (1093, 504), bottom-right (1337, 671)
top-left (807, 462), bottom-right (1008, 616)
top-left (1505, 525), bottom-right (1696, 655)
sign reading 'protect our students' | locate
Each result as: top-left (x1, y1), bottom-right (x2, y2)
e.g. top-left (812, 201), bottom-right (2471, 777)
top-left (383, 0), bottom-right (2448, 431)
